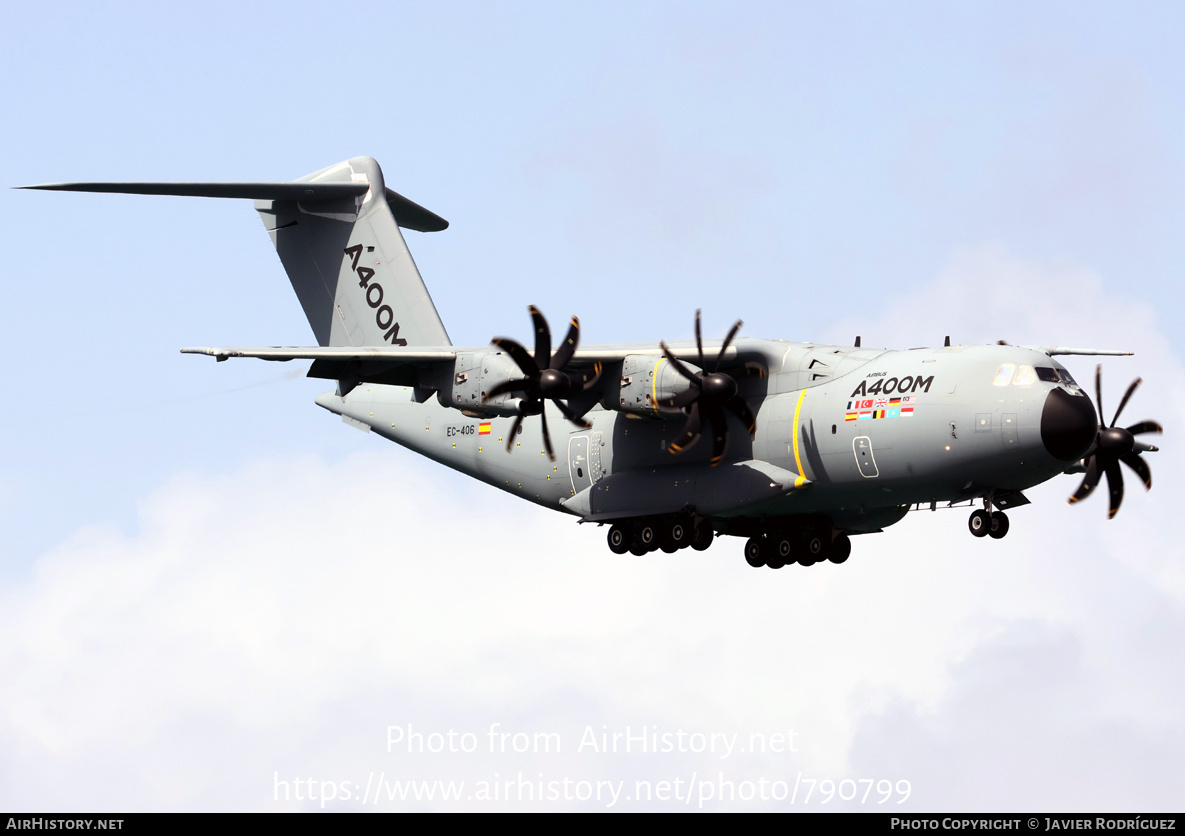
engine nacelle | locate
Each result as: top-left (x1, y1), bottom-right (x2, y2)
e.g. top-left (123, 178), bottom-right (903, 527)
top-left (427, 350), bottom-right (524, 417)
top-left (611, 353), bottom-right (699, 418)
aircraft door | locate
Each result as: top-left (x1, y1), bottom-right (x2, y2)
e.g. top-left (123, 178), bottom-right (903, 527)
top-left (853, 436), bottom-right (879, 477)
top-left (568, 435), bottom-right (593, 494)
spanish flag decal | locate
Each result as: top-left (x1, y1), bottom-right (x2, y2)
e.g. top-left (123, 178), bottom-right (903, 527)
top-left (478, 422), bottom-right (491, 435)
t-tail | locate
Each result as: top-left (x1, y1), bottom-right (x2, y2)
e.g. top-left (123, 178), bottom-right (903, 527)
top-left (19, 156), bottom-right (451, 348)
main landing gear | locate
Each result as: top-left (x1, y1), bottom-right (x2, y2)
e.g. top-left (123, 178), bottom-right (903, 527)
top-left (606, 517), bottom-right (714, 556)
top-left (743, 529), bottom-right (852, 570)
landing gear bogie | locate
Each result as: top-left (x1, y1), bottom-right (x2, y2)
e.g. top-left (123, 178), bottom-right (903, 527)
top-left (606, 515), bottom-right (713, 556)
top-left (743, 525), bottom-right (851, 569)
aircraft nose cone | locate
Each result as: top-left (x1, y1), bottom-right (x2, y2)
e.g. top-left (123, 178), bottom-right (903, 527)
top-left (1040, 387), bottom-right (1097, 461)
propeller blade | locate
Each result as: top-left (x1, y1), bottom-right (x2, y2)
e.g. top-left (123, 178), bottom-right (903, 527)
top-left (659, 387), bottom-right (700, 410)
top-left (1069, 456), bottom-right (1100, 504)
top-left (529, 306), bottom-right (551, 369)
top-left (1110, 377), bottom-right (1141, 427)
top-left (492, 338), bottom-right (540, 378)
top-left (1095, 365), bottom-right (1104, 429)
top-left (1120, 451), bottom-right (1152, 490)
top-left (695, 309), bottom-right (705, 369)
top-left (579, 362), bottom-right (603, 391)
top-left (539, 405), bottom-right (555, 461)
top-left (659, 341), bottom-right (701, 383)
top-left (1126, 420), bottom-right (1163, 436)
top-left (714, 320), bottom-right (743, 371)
top-left (704, 402), bottom-right (729, 466)
top-left (724, 395), bottom-right (757, 437)
top-left (1104, 459), bottom-right (1124, 519)
top-left (506, 413), bottom-right (525, 452)
top-left (551, 316), bottom-right (580, 370)
top-left (485, 378), bottom-right (532, 401)
top-left (668, 402), bottom-right (703, 454)
top-left (554, 398), bottom-right (591, 429)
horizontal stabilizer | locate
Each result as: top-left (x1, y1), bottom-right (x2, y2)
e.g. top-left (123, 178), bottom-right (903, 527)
top-left (17, 181), bottom-right (368, 201)
top-left (181, 346), bottom-right (457, 362)
top-left (17, 181), bottom-right (447, 232)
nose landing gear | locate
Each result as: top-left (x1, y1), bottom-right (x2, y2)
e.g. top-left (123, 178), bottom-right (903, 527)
top-left (968, 496), bottom-right (1010, 540)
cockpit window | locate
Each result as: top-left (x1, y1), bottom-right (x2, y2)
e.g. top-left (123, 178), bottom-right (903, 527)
top-left (1036, 367), bottom-right (1060, 383)
top-left (993, 364), bottom-right (1016, 387)
top-left (1057, 368), bottom-right (1079, 387)
top-left (1013, 365), bottom-right (1037, 386)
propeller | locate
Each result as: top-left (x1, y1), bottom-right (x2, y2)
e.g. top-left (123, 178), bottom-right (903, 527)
top-left (1068, 364), bottom-right (1162, 518)
top-left (658, 310), bottom-right (757, 466)
top-left (483, 306), bottom-right (603, 461)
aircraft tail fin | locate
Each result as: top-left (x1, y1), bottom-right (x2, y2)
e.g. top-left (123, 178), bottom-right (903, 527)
top-left (20, 156), bottom-right (451, 347)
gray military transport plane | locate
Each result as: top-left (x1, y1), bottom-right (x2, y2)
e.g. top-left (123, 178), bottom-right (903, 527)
top-left (20, 156), bottom-right (1163, 569)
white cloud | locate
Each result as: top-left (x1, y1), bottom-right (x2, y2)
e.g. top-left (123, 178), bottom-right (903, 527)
top-left (0, 249), bottom-right (1180, 811)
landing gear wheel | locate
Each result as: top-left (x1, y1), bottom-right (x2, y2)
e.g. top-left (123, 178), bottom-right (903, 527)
top-left (968, 509), bottom-right (991, 537)
top-left (765, 538), bottom-right (786, 570)
top-left (628, 542), bottom-right (648, 556)
top-left (769, 536), bottom-right (794, 569)
top-left (665, 521), bottom-right (691, 551)
top-left (804, 531), bottom-right (831, 564)
top-left (691, 526), bottom-right (714, 551)
top-left (988, 511), bottom-right (1010, 539)
top-left (744, 537), bottom-right (765, 567)
top-left (829, 533), bottom-right (851, 564)
top-left (797, 533), bottom-right (817, 567)
top-left (607, 525), bottom-right (630, 555)
top-left (637, 524), bottom-right (658, 553)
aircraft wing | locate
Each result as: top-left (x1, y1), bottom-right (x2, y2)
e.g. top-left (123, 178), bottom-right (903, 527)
top-left (183, 342), bottom-right (742, 391)
top-left (181, 343), bottom-right (738, 364)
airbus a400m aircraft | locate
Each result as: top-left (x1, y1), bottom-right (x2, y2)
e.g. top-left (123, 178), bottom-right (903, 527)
top-left (21, 156), bottom-right (1163, 569)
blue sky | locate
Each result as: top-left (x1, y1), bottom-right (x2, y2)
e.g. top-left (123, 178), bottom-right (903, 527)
top-left (1, 1), bottom-right (1183, 810)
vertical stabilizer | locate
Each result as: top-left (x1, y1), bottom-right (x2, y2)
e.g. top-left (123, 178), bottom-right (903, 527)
top-left (254, 156), bottom-right (451, 347)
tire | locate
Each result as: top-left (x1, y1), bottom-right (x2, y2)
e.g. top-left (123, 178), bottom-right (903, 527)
top-left (988, 511), bottom-right (1010, 539)
top-left (691, 527), bottom-right (714, 551)
top-left (666, 521), bottom-right (691, 551)
top-left (638, 524), bottom-right (657, 551)
top-left (968, 509), bottom-right (990, 537)
top-left (804, 531), bottom-right (831, 563)
top-left (744, 537), bottom-right (765, 567)
top-left (829, 533), bottom-right (851, 564)
top-left (765, 537), bottom-right (786, 570)
top-left (607, 525), bottom-right (630, 555)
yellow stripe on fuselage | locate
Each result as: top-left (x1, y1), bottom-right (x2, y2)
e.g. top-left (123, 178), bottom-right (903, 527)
top-left (792, 388), bottom-right (807, 479)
